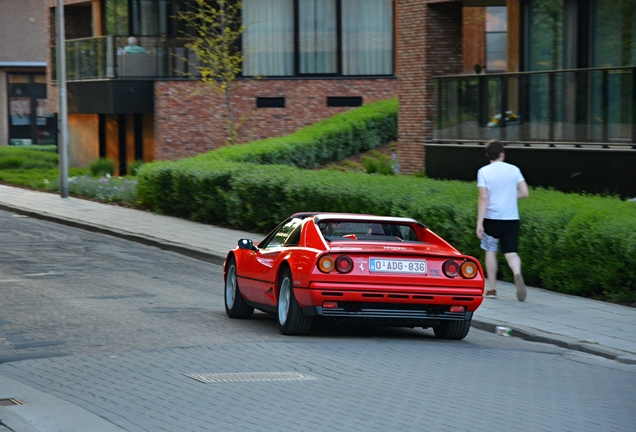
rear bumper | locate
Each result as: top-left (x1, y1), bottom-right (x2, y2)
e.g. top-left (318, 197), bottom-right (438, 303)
top-left (294, 284), bottom-right (484, 312)
top-left (302, 304), bottom-right (473, 326)
top-left (295, 283), bottom-right (481, 327)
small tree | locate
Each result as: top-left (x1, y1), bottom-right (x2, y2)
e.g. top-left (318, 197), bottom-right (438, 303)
top-left (177, 0), bottom-right (247, 145)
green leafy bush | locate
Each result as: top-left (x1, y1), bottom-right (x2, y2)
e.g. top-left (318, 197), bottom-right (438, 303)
top-left (89, 158), bottom-right (116, 177)
top-left (139, 157), bottom-right (636, 302)
top-left (199, 98), bottom-right (398, 168)
top-left (128, 160), bottom-right (145, 176)
top-left (0, 156), bottom-right (23, 170)
top-left (362, 150), bottom-right (396, 175)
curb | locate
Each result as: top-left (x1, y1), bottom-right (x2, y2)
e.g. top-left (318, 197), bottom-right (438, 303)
top-left (2, 201), bottom-right (634, 365)
top-left (0, 203), bottom-right (227, 266)
top-left (472, 320), bottom-right (636, 365)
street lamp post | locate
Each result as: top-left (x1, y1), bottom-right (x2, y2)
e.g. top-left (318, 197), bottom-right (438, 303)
top-left (56, 0), bottom-right (69, 198)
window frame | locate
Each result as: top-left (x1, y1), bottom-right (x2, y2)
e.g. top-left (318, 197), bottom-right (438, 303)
top-left (242, 0), bottom-right (394, 78)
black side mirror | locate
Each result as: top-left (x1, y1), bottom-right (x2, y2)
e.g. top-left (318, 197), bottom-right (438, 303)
top-left (238, 238), bottom-right (257, 251)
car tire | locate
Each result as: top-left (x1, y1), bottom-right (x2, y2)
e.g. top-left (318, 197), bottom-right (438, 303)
top-left (433, 320), bottom-right (471, 340)
top-left (277, 267), bottom-right (313, 335)
top-left (224, 257), bottom-right (254, 319)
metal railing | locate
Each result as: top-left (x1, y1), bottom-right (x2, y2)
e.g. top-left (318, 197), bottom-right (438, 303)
top-left (434, 67), bottom-right (636, 149)
top-left (51, 35), bottom-right (201, 80)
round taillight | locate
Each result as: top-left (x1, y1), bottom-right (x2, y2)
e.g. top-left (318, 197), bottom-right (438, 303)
top-left (442, 260), bottom-right (460, 278)
top-left (318, 256), bottom-right (335, 273)
top-left (335, 256), bottom-right (353, 273)
top-left (460, 261), bottom-right (478, 279)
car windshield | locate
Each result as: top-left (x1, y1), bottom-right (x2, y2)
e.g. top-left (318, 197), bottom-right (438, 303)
top-left (318, 221), bottom-right (419, 242)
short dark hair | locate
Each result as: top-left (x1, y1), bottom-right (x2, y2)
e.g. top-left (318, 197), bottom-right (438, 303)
top-left (485, 140), bottom-right (504, 161)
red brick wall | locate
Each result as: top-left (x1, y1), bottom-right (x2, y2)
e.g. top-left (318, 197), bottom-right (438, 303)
top-left (154, 78), bottom-right (398, 160)
top-left (462, 7), bottom-right (486, 74)
top-left (397, 0), bottom-right (463, 174)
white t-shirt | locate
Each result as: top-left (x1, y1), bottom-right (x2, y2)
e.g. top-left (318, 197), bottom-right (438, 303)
top-left (477, 161), bottom-right (525, 220)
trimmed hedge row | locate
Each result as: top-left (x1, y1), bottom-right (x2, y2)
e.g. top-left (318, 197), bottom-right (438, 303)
top-left (136, 99), bottom-right (636, 303)
top-left (196, 98), bottom-right (398, 168)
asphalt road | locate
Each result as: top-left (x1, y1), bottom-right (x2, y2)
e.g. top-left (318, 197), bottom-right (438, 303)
top-left (1, 210), bottom-right (635, 431)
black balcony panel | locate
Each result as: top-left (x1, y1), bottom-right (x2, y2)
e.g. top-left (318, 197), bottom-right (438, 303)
top-left (434, 67), bottom-right (636, 149)
top-left (67, 81), bottom-right (154, 114)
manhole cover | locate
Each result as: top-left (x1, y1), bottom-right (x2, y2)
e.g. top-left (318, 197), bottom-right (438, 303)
top-left (184, 371), bottom-right (319, 384)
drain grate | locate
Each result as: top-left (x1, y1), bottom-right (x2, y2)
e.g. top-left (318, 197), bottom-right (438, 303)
top-left (184, 371), bottom-right (319, 384)
top-left (0, 398), bottom-right (23, 407)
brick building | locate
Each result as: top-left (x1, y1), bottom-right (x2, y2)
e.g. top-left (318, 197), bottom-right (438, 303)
top-left (44, 0), bottom-right (398, 174)
top-left (399, 0), bottom-right (635, 197)
top-left (40, 1), bottom-right (636, 196)
top-left (0, 0), bottom-right (54, 146)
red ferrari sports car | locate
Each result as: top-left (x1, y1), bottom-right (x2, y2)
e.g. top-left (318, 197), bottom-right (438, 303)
top-left (224, 213), bottom-right (484, 340)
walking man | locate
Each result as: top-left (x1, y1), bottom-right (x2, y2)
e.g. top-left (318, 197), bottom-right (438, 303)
top-left (476, 140), bottom-right (529, 301)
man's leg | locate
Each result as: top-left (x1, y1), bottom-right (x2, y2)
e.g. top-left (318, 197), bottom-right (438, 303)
top-left (504, 252), bottom-right (526, 301)
top-left (485, 250), bottom-right (498, 294)
top-left (504, 252), bottom-right (521, 275)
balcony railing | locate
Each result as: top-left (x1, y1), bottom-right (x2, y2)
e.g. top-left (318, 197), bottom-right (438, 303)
top-left (51, 35), bottom-right (201, 81)
top-left (434, 67), bottom-right (636, 149)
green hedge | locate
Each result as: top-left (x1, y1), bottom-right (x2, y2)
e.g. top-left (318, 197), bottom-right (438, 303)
top-left (136, 98), bottom-right (636, 303)
top-left (196, 98), bottom-right (398, 168)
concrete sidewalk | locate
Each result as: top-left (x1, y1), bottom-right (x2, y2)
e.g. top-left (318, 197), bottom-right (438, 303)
top-left (1, 184), bottom-right (635, 364)
top-left (0, 184), bottom-right (635, 432)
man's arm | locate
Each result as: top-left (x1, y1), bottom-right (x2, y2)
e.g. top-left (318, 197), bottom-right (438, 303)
top-left (517, 181), bottom-right (529, 199)
top-left (476, 186), bottom-right (488, 239)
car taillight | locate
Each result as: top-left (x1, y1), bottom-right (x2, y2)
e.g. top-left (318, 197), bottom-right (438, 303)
top-left (442, 260), bottom-right (460, 278)
top-left (443, 260), bottom-right (479, 279)
top-left (335, 256), bottom-right (353, 273)
top-left (318, 256), bottom-right (335, 273)
top-left (318, 255), bottom-right (353, 273)
top-left (460, 261), bottom-right (478, 279)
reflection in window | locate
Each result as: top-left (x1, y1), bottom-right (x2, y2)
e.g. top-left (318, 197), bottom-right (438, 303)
top-left (594, 0), bottom-right (636, 67)
top-left (527, 0), bottom-right (563, 71)
top-left (264, 219), bottom-right (303, 249)
top-left (104, 0), bottom-right (129, 35)
top-left (485, 6), bottom-right (506, 72)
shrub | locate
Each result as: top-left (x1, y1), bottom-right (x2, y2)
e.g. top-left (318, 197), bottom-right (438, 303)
top-left (199, 98), bottom-right (398, 168)
top-left (0, 156), bottom-right (23, 169)
top-left (128, 160), bottom-right (145, 176)
top-left (362, 150), bottom-right (396, 175)
top-left (89, 158), bottom-right (116, 177)
top-left (134, 97), bottom-right (636, 303)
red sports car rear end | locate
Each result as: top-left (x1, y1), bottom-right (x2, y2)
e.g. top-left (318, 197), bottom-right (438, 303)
top-left (224, 213), bottom-right (484, 340)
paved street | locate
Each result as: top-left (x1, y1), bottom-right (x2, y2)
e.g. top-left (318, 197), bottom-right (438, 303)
top-left (0, 185), bottom-right (635, 431)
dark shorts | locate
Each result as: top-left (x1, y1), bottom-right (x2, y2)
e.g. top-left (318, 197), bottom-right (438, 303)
top-left (481, 219), bottom-right (520, 254)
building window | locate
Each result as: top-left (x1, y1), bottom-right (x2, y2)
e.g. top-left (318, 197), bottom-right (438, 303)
top-left (299, 0), bottom-right (337, 74)
top-left (527, 0), bottom-right (563, 71)
top-left (104, 0), bottom-right (129, 35)
top-left (7, 74), bottom-right (55, 145)
top-left (593, 0), bottom-right (636, 68)
top-left (242, 0), bottom-right (394, 77)
top-left (243, 0), bottom-right (295, 76)
top-left (342, 0), bottom-right (393, 75)
top-left (485, 6), bottom-right (506, 72)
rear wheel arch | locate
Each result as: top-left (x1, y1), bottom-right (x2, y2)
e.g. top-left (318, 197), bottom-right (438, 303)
top-left (276, 264), bottom-right (313, 335)
top-left (224, 255), bottom-right (254, 319)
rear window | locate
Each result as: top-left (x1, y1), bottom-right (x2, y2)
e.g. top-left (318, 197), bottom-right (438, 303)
top-left (318, 222), bottom-right (419, 242)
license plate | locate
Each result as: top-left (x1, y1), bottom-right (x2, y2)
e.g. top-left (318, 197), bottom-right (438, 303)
top-left (369, 258), bottom-right (427, 274)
